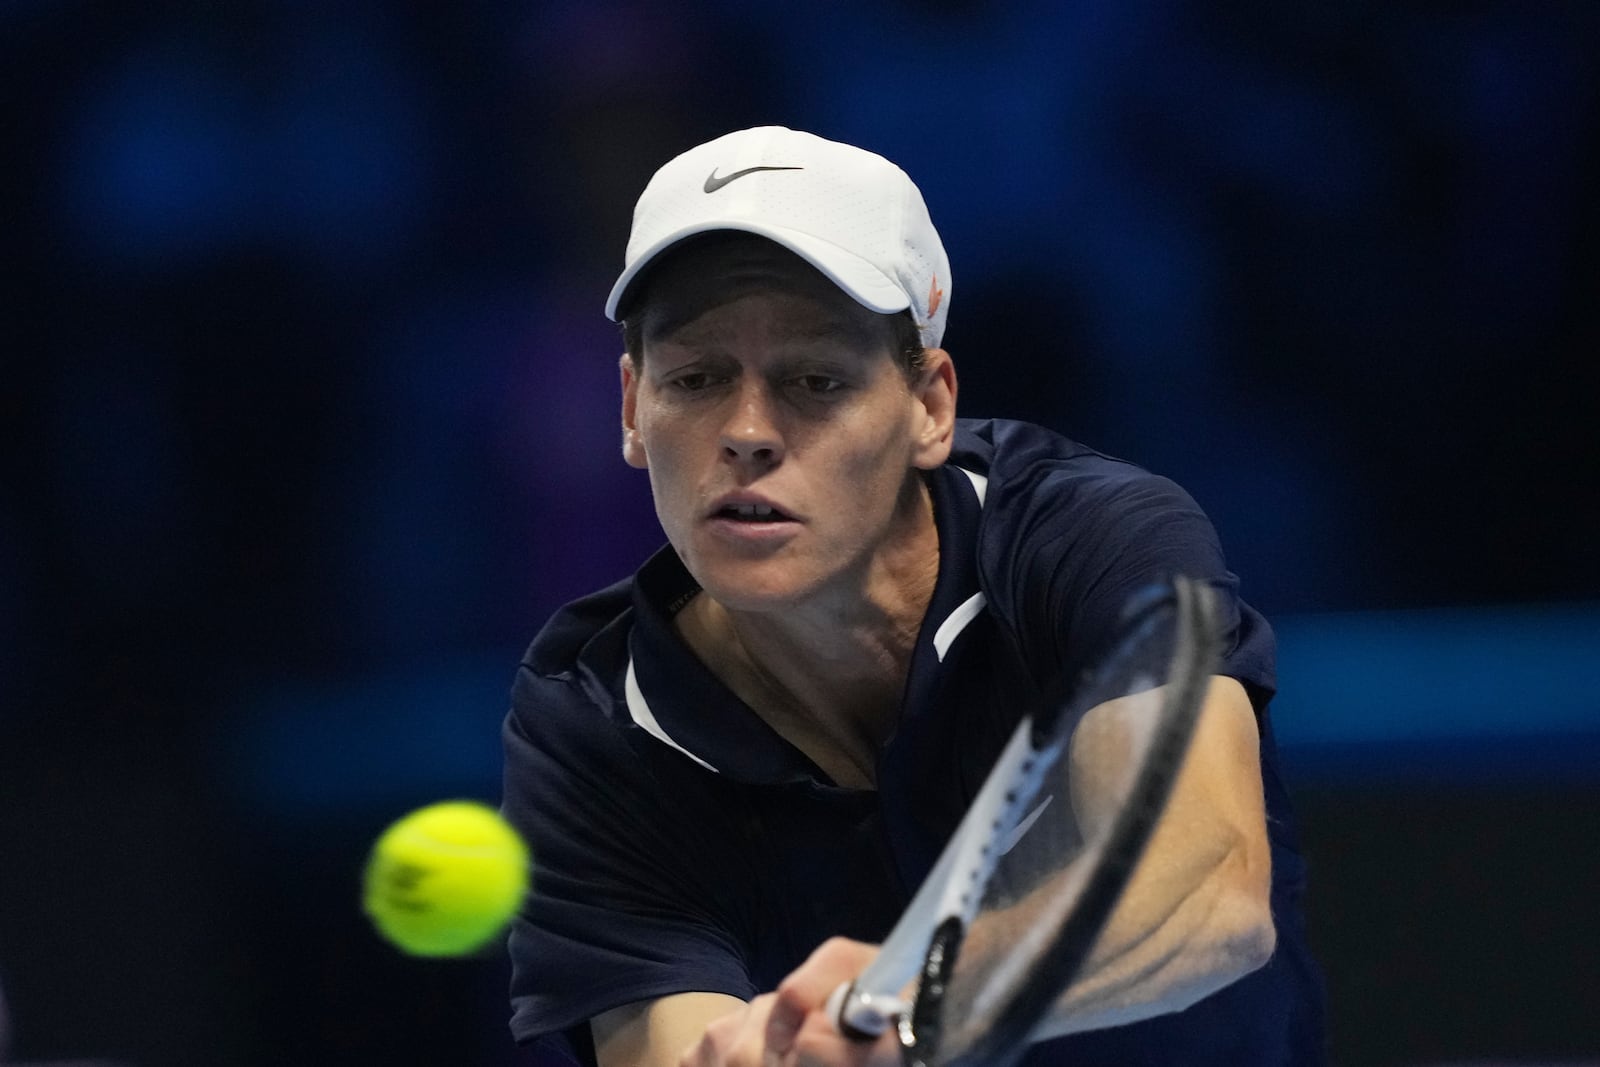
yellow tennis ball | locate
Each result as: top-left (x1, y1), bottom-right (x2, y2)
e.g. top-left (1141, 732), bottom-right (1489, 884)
top-left (362, 800), bottom-right (530, 958)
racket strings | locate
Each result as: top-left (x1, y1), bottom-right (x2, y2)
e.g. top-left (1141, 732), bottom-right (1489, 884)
top-left (913, 582), bottom-right (1219, 1067)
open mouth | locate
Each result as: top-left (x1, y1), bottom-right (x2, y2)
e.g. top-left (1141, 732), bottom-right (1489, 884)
top-left (714, 502), bottom-right (793, 522)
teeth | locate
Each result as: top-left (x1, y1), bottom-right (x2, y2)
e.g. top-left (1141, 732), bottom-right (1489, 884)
top-left (734, 504), bottom-right (775, 518)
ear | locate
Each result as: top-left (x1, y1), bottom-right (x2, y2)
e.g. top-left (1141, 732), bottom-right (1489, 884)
top-left (910, 348), bottom-right (958, 470)
top-left (620, 353), bottom-right (649, 469)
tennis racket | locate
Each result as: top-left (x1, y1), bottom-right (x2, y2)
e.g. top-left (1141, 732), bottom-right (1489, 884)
top-left (827, 575), bottom-right (1223, 1067)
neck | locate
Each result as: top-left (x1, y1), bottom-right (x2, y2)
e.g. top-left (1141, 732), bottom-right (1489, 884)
top-left (676, 478), bottom-right (941, 788)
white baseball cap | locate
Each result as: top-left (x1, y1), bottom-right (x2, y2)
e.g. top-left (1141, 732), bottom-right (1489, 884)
top-left (605, 126), bottom-right (951, 348)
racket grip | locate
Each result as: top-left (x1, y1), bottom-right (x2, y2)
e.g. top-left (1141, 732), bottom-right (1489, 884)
top-left (828, 980), bottom-right (910, 1041)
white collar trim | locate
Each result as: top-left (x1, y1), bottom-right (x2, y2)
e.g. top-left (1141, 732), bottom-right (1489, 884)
top-left (931, 466), bottom-right (989, 660)
top-left (625, 657), bottom-right (719, 772)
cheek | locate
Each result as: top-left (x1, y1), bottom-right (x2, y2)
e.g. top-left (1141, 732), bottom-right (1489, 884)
top-left (833, 413), bottom-right (916, 486)
top-left (643, 451), bottom-right (691, 532)
top-left (818, 430), bottom-right (915, 534)
top-left (632, 405), bottom-right (680, 477)
top-left (630, 416), bottom-right (683, 525)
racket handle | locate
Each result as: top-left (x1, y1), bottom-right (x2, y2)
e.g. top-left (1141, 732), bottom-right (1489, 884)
top-left (828, 980), bottom-right (911, 1041)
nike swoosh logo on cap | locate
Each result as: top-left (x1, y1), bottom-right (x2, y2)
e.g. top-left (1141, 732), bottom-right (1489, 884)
top-left (703, 165), bottom-right (803, 193)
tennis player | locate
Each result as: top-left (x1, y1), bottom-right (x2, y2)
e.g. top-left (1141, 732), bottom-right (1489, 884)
top-left (501, 126), bottom-right (1324, 1067)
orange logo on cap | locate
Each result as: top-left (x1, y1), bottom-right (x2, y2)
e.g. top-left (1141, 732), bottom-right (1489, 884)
top-left (927, 275), bottom-right (944, 317)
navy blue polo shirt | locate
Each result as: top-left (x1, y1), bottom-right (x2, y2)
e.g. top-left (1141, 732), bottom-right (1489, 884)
top-left (502, 418), bottom-right (1325, 1065)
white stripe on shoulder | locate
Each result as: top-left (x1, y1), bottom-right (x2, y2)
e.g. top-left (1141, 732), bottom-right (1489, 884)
top-left (956, 466), bottom-right (988, 506)
top-left (624, 657), bottom-right (719, 773)
top-left (930, 466), bottom-right (989, 662)
top-left (933, 591), bottom-right (988, 662)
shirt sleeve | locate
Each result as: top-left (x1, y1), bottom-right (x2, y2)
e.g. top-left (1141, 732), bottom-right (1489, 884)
top-left (981, 456), bottom-right (1277, 711)
top-left (501, 661), bottom-right (759, 1049)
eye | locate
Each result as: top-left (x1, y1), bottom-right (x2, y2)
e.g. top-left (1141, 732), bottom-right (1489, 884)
top-left (670, 372), bottom-right (718, 392)
top-left (792, 374), bottom-right (845, 395)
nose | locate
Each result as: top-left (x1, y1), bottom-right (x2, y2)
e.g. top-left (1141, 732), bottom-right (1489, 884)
top-left (720, 382), bottom-right (784, 466)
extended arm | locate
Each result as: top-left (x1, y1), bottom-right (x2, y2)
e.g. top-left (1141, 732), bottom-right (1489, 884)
top-left (1031, 673), bottom-right (1276, 1035)
top-left (660, 676), bottom-right (1275, 1067)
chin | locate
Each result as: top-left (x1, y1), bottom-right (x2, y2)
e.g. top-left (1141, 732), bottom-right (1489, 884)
top-left (692, 560), bottom-right (823, 614)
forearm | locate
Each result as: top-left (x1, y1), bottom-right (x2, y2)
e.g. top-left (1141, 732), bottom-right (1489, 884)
top-left (595, 992), bottom-right (748, 1067)
top-left (1034, 675), bottom-right (1277, 1035)
top-left (1033, 828), bottom-right (1275, 1037)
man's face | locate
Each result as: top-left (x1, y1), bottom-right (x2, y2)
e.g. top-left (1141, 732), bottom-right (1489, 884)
top-left (620, 236), bottom-right (954, 613)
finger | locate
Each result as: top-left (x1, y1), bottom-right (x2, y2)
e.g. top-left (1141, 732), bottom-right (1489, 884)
top-left (791, 1010), bottom-right (901, 1067)
top-left (768, 938), bottom-right (881, 1053)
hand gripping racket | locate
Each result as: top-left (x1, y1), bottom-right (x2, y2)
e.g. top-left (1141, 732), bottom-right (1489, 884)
top-left (827, 576), bottom-right (1223, 1067)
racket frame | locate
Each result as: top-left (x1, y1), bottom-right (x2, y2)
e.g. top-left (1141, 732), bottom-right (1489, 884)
top-left (831, 576), bottom-right (1223, 1067)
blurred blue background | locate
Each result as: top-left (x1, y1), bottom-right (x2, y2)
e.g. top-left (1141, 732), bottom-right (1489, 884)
top-left (1, 2), bottom-right (1597, 1065)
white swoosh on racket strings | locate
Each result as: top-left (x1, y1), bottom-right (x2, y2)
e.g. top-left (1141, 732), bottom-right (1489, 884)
top-left (998, 795), bottom-right (1054, 856)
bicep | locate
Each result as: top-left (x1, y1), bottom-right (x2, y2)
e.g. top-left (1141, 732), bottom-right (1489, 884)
top-left (1069, 675), bottom-right (1269, 885)
top-left (1161, 676), bottom-right (1269, 879)
top-left (1049, 675), bottom-right (1274, 1018)
top-left (593, 992), bottom-right (747, 1067)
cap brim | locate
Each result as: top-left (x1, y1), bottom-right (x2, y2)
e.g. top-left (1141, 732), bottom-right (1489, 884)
top-left (605, 221), bottom-right (911, 322)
